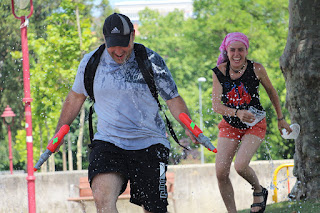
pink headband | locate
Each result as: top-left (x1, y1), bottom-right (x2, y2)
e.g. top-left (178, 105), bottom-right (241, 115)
top-left (216, 32), bottom-right (249, 66)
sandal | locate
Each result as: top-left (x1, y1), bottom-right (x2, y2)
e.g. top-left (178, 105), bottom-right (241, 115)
top-left (250, 186), bottom-right (268, 213)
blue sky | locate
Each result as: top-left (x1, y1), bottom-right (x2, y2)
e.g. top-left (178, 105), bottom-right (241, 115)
top-left (109, 0), bottom-right (130, 7)
top-left (106, 0), bottom-right (161, 8)
top-left (94, 0), bottom-right (185, 16)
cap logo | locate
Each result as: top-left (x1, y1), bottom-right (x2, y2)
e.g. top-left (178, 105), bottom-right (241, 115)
top-left (118, 15), bottom-right (131, 35)
top-left (111, 27), bottom-right (120, 34)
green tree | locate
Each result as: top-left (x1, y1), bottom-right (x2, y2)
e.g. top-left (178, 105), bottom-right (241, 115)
top-left (192, 0), bottom-right (291, 161)
top-left (1, 0), bottom-right (293, 170)
top-left (136, 9), bottom-right (205, 163)
top-left (14, 0), bottom-right (96, 169)
top-left (0, 0), bottom-right (63, 171)
top-left (92, 0), bottom-right (114, 44)
top-left (0, 2), bottom-right (22, 171)
top-left (136, 0), bottom-right (291, 162)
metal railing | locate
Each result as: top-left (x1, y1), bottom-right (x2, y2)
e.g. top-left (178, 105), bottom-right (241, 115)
top-left (272, 163), bottom-right (294, 203)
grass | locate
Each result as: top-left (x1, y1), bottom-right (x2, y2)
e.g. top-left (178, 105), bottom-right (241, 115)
top-left (238, 199), bottom-right (320, 213)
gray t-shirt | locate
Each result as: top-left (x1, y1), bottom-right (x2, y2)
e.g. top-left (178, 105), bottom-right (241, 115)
top-left (72, 44), bottom-right (179, 150)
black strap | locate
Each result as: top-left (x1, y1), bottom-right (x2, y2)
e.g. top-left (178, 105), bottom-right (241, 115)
top-left (84, 43), bottom-right (106, 102)
top-left (134, 43), bottom-right (189, 150)
top-left (226, 61), bottom-right (230, 78)
top-left (133, 44), bottom-right (161, 109)
top-left (84, 44), bottom-right (105, 143)
top-left (88, 104), bottom-right (94, 142)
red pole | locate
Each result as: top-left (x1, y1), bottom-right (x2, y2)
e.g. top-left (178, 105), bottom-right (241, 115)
top-left (7, 124), bottom-right (14, 174)
top-left (20, 15), bottom-right (36, 213)
top-left (11, 0), bottom-right (36, 211)
top-left (11, 1), bottom-right (35, 212)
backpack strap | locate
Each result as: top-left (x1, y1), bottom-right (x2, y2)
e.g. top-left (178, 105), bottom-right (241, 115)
top-left (134, 43), bottom-right (189, 150)
top-left (134, 43), bottom-right (161, 109)
top-left (84, 44), bottom-right (105, 143)
top-left (84, 43), bottom-right (106, 102)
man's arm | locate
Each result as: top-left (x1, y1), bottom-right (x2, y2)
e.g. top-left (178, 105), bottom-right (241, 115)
top-left (166, 96), bottom-right (197, 144)
top-left (254, 63), bottom-right (292, 134)
top-left (52, 90), bottom-right (87, 151)
top-left (56, 90), bottom-right (87, 131)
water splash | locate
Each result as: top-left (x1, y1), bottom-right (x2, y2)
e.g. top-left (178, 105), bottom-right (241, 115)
top-left (264, 139), bottom-right (276, 190)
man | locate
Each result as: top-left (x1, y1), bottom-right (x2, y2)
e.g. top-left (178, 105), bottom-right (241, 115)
top-left (53, 13), bottom-right (195, 213)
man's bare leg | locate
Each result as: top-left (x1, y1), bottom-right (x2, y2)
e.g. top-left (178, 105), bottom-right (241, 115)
top-left (91, 172), bottom-right (124, 213)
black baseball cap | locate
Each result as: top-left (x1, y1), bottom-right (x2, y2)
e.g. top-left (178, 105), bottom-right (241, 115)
top-left (103, 13), bottom-right (134, 48)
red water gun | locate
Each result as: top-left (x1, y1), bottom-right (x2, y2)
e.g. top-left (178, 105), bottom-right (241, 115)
top-left (179, 113), bottom-right (217, 153)
top-left (34, 125), bottom-right (70, 171)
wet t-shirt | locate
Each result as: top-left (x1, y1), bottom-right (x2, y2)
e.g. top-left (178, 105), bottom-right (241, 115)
top-left (72, 43), bottom-right (179, 150)
top-left (212, 60), bottom-right (264, 129)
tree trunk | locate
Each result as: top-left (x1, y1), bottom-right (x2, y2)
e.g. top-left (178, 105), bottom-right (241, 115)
top-left (45, 119), bottom-right (55, 172)
top-left (68, 133), bottom-right (73, 171)
top-left (61, 98), bottom-right (67, 171)
top-left (75, 1), bottom-right (85, 171)
top-left (38, 123), bottom-right (47, 172)
top-left (280, 0), bottom-right (320, 200)
top-left (77, 105), bottom-right (85, 170)
top-left (62, 140), bottom-right (67, 171)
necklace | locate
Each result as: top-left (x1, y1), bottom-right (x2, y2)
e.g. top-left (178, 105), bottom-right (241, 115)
top-left (230, 61), bottom-right (247, 73)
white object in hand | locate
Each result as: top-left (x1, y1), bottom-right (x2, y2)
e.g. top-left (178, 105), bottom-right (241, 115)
top-left (282, 123), bottom-right (300, 139)
top-left (243, 106), bottom-right (266, 127)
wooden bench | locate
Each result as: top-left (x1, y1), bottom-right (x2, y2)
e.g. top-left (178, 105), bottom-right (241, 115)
top-left (68, 172), bottom-right (175, 213)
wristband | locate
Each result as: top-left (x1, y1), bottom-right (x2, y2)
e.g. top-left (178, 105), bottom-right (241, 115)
top-left (235, 109), bottom-right (239, 117)
top-left (277, 117), bottom-right (285, 121)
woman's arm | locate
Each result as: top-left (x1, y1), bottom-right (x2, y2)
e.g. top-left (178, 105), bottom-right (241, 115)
top-left (254, 63), bottom-right (292, 134)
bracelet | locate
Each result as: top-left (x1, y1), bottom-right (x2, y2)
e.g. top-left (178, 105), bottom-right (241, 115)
top-left (235, 109), bottom-right (239, 117)
top-left (277, 117), bottom-right (285, 121)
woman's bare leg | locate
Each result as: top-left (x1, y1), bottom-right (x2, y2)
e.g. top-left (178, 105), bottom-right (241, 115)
top-left (234, 134), bottom-right (264, 212)
top-left (215, 137), bottom-right (240, 213)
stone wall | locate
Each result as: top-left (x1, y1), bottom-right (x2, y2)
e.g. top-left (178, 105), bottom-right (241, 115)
top-left (0, 159), bottom-right (294, 213)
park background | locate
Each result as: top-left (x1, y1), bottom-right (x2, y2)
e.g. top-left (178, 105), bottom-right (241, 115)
top-left (0, 0), bottom-right (294, 172)
top-left (2, 0), bottom-right (320, 211)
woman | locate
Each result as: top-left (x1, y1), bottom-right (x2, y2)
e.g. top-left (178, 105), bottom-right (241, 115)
top-left (211, 32), bottom-right (291, 213)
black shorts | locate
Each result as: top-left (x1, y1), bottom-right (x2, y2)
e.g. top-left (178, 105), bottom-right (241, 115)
top-left (88, 140), bottom-right (170, 213)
